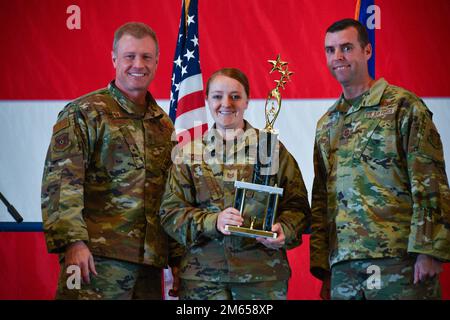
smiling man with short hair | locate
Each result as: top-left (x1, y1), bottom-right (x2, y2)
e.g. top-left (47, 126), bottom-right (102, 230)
top-left (41, 22), bottom-right (182, 300)
top-left (310, 18), bottom-right (450, 300)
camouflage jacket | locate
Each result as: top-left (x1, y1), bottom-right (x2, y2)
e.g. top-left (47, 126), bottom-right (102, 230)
top-left (310, 78), bottom-right (450, 280)
top-left (42, 81), bottom-right (181, 267)
top-left (159, 122), bottom-right (311, 282)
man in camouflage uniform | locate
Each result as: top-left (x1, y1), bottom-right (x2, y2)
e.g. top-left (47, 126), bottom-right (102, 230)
top-left (41, 22), bottom-right (181, 299)
top-left (310, 19), bottom-right (450, 299)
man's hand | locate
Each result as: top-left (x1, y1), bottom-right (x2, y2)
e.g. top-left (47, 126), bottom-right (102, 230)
top-left (216, 207), bottom-right (244, 235)
top-left (414, 254), bottom-right (443, 284)
top-left (65, 241), bottom-right (97, 284)
top-left (256, 223), bottom-right (285, 250)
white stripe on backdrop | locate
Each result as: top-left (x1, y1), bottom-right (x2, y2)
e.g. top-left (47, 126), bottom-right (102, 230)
top-left (1, 98), bottom-right (450, 222)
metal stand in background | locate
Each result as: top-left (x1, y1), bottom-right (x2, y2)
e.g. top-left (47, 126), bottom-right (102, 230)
top-left (0, 192), bottom-right (23, 223)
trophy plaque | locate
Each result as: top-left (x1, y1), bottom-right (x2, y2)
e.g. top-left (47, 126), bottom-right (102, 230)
top-left (225, 54), bottom-right (293, 239)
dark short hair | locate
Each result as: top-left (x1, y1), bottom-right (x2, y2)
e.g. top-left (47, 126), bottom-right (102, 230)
top-left (206, 68), bottom-right (250, 98)
top-left (326, 18), bottom-right (369, 48)
top-left (113, 22), bottom-right (159, 55)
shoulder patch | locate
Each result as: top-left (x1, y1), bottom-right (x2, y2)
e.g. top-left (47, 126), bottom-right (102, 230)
top-left (53, 132), bottom-right (71, 152)
top-left (53, 118), bottom-right (69, 133)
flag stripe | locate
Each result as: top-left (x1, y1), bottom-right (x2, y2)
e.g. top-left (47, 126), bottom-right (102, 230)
top-left (174, 106), bottom-right (208, 132)
top-left (176, 123), bottom-right (209, 146)
top-left (2, 98), bottom-right (450, 225)
top-left (176, 91), bottom-right (205, 117)
top-left (178, 73), bottom-right (204, 101)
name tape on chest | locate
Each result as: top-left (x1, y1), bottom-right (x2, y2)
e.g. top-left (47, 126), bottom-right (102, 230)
top-left (365, 108), bottom-right (395, 119)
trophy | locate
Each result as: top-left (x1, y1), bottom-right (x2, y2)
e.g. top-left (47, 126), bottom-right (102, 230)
top-left (225, 54), bottom-right (293, 239)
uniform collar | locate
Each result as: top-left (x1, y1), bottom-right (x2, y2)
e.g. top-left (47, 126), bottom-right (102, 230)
top-left (172, 120), bottom-right (259, 172)
top-left (360, 78), bottom-right (388, 107)
top-left (203, 120), bottom-right (254, 146)
top-left (329, 78), bottom-right (389, 115)
top-left (108, 81), bottom-right (164, 119)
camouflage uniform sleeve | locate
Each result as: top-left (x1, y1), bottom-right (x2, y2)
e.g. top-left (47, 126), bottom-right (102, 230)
top-left (41, 104), bottom-right (93, 253)
top-left (164, 140), bottom-right (186, 267)
top-left (402, 99), bottom-right (450, 261)
top-left (310, 139), bottom-right (331, 280)
top-left (159, 162), bottom-right (222, 249)
top-left (168, 236), bottom-right (185, 267)
top-left (277, 145), bottom-right (311, 250)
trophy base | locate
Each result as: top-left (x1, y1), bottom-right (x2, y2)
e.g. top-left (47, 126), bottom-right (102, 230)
top-left (225, 225), bottom-right (277, 239)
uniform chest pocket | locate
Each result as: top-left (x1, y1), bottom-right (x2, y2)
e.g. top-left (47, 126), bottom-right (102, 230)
top-left (100, 126), bottom-right (144, 178)
top-left (120, 126), bottom-right (145, 168)
top-left (353, 117), bottom-right (399, 169)
top-left (144, 118), bottom-right (174, 175)
top-left (353, 118), bottom-right (382, 159)
top-left (192, 165), bottom-right (224, 207)
top-left (146, 141), bottom-right (173, 175)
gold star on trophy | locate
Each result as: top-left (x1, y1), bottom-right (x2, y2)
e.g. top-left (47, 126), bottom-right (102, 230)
top-left (268, 54), bottom-right (288, 73)
top-left (225, 54), bottom-right (294, 240)
top-left (265, 54), bottom-right (293, 132)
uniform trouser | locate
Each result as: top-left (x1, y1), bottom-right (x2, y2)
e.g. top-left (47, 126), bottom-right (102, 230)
top-left (331, 257), bottom-right (441, 300)
top-left (56, 256), bottom-right (163, 300)
top-left (179, 279), bottom-right (288, 300)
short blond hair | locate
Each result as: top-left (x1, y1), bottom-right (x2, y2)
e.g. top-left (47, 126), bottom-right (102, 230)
top-left (113, 22), bottom-right (159, 55)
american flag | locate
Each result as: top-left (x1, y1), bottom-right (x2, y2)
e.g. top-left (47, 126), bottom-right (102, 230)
top-left (169, 0), bottom-right (208, 144)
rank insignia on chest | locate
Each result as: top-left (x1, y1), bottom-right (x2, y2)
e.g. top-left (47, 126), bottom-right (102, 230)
top-left (224, 168), bottom-right (238, 182)
top-left (194, 166), bottom-right (203, 177)
top-left (342, 128), bottom-right (352, 139)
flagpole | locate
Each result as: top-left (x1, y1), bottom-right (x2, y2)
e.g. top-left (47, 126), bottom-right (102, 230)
top-left (354, 0), bottom-right (361, 20)
top-left (184, 0), bottom-right (191, 29)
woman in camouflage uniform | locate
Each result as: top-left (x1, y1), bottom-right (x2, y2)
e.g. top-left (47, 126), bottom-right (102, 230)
top-left (159, 68), bottom-right (311, 300)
